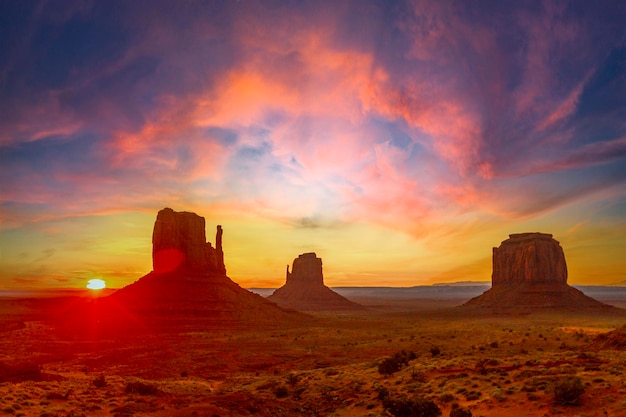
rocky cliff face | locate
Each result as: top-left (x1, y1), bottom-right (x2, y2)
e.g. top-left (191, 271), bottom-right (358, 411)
top-left (152, 208), bottom-right (225, 274)
top-left (286, 253), bottom-right (323, 286)
top-left (492, 233), bottom-right (567, 286)
top-left (463, 232), bottom-right (614, 311)
top-left (268, 252), bottom-right (363, 311)
top-left (103, 208), bottom-right (306, 325)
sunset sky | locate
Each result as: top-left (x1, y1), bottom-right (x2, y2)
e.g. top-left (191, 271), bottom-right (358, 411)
top-left (1, 0), bottom-right (625, 290)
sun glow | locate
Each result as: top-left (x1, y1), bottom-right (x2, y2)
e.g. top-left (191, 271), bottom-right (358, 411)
top-left (86, 278), bottom-right (106, 290)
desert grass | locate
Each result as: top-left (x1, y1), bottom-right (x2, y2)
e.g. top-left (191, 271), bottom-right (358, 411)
top-left (1, 308), bottom-right (625, 416)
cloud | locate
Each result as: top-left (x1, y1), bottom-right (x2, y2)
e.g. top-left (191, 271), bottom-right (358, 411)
top-left (31, 249), bottom-right (56, 264)
top-left (1, 1), bottom-right (626, 289)
top-left (288, 216), bottom-right (345, 230)
top-left (1, 0), bottom-right (625, 235)
top-left (539, 137), bottom-right (626, 173)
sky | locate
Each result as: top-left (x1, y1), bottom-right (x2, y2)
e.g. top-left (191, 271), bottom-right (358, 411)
top-left (1, 0), bottom-right (626, 290)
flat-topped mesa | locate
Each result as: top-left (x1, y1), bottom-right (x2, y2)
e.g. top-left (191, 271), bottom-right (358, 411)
top-left (152, 208), bottom-right (226, 274)
top-left (492, 232), bottom-right (567, 287)
top-left (286, 252), bottom-right (323, 286)
top-left (462, 232), bottom-right (615, 311)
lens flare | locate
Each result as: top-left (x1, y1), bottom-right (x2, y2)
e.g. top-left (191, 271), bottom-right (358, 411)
top-left (86, 278), bottom-right (106, 290)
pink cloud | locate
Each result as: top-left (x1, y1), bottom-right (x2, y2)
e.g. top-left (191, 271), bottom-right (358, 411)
top-left (3, 0), bottom-right (620, 242)
top-left (512, 3), bottom-right (588, 124)
top-left (542, 136), bottom-right (626, 173)
top-left (535, 78), bottom-right (587, 132)
top-left (0, 93), bottom-right (83, 146)
top-left (3, 2), bottom-right (469, 234)
top-left (347, 142), bottom-right (432, 229)
top-left (126, 12), bottom-right (491, 233)
top-left (366, 78), bottom-right (484, 178)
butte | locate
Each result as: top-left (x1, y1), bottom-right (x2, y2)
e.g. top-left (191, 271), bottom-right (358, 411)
top-left (64, 208), bottom-right (305, 332)
top-left (267, 252), bottom-right (363, 312)
top-left (463, 233), bottom-right (618, 313)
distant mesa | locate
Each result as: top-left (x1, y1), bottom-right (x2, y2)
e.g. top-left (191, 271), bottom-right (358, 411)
top-left (267, 252), bottom-right (363, 311)
top-left (91, 208), bottom-right (305, 327)
top-left (463, 233), bottom-right (617, 312)
top-left (491, 233), bottom-right (567, 287)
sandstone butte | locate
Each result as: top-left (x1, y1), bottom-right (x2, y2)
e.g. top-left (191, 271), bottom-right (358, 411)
top-left (267, 252), bottom-right (363, 311)
top-left (94, 208), bottom-right (306, 326)
top-left (463, 232), bottom-right (616, 312)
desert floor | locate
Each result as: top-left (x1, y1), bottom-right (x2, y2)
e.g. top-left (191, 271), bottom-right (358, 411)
top-left (1, 296), bottom-right (626, 417)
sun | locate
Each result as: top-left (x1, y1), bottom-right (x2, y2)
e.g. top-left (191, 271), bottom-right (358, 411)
top-left (86, 278), bottom-right (106, 290)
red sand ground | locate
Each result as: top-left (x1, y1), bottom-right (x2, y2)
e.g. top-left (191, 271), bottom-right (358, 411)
top-left (1, 294), bottom-right (625, 417)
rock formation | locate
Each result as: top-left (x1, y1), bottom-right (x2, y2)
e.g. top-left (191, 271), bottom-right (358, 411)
top-left (100, 208), bottom-right (305, 326)
top-left (463, 233), bottom-right (615, 311)
top-left (286, 253), bottom-right (324, 286)
top-left (492, 233), bottom-right (567, 286)
top-left (152, 208), bottom-right (225, 274)
top-left (268, 253), bottom-right (363, 311)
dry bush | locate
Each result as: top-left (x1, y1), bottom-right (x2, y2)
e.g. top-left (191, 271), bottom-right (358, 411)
top-left (124, 381), bottom-right (159, 396)
top-left (378, 350), bottom-right (417, 375)
top-left (464, 390), bottom-right (481, 401)
top-left (450, 403), bottom-right (472, 417)
top-left (92, 374), bottom-right (106, 388)
top-left (381, 395), bottom-right (442, 417)
top-left (273, 385), bottom-right (289, 398)
top-left (411, 367), bottom-right (427, 382)
top-left (474, 358), bottom-right (489, 375)
top-left (553, 376), bottom-right (585, 405)
top-left (285, 372), bottom-right (300, 386)
top-left (439, 393), bottom-right (455, 403)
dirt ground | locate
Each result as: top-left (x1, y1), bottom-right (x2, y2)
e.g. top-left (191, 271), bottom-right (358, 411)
top-left (1, 296), bottom-right (626, 417)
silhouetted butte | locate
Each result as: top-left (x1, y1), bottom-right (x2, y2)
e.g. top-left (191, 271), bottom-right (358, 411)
top-left (268, 252), bottom-right (363, 311)
top-left (58, 208), bottom-right (305, 333)
top-left (463, 233), bottom-right (616, 312)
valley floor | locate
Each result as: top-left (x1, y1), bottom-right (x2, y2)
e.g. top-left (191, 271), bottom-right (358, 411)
top-left (1, 297), bottom-right (626, 416)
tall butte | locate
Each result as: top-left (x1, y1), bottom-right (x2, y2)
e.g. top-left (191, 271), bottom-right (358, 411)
top-left (108, 208), bottom-right (304, 323)
top-left (151, 208), bottom-right (225, 275)
top-left (463, 233), bottom-right (615, 311)
top-left (267, 252), bottom-right (363, 311)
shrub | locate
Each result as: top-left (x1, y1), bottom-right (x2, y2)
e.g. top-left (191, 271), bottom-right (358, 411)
top-left (286, 372), bottom-right (300, 386)
top-left (273, 385), bottom-right (289, 398)
top-left (377, 386), bottom-right (390, 401)
top-left (45, 391), bottom-right (71, 400)
top-left (474, 359), bottom-right (489, 375)
top-left (439, 393), bottom-right (455, 403)
top-left (381, 395), bottom-right (442, 417)
top-left (430, 346), bottom-right (441, 357)
top-left (124, 381), bottom-right (159, 396)
top-left (411, 368), bottom-right (427, 382)
top-left (490, 388), bottom-right (505, 402)
top-left (553, 376), bottom-right (585, 405)
top-left (378, 358), bottom-right (401, 375)
top-left (449, 404), bottom-right (472, 417)
top-left (378, 350), bottom-right (417, 375)
top-left (92, 374), bottom-right (106, 388)
top-left (464, 391), bottom-right (481, 401)
top-left (292, 386), bottom-right (305, 400)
